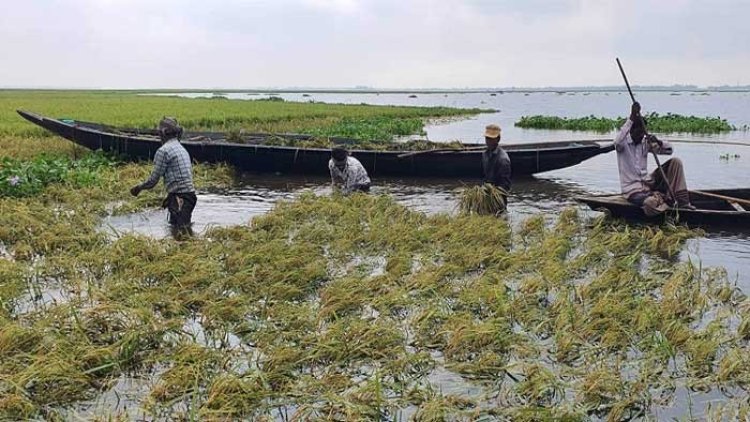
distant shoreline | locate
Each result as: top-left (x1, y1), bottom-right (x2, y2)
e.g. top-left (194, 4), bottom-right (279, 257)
top-left (2, 87), bottom-right (750, 94)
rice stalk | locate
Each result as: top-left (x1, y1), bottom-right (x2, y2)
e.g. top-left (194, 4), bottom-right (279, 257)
top-left (459, 183), bottom-right (508, 216)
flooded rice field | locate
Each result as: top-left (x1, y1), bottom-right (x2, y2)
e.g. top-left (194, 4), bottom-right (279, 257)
top-left (13, 90), bottom-right (750, 420)
top-left (105, 137), bottom-right (750, 294)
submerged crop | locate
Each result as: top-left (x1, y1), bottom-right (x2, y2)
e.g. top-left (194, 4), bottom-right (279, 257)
top-left (1, 190), bottom-right (748, 420)
top-left (3, 89), bottom-right (748, 420)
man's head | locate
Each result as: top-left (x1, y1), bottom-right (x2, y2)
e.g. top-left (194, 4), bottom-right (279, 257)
top-left (158, 117), bottom-right (183, 142)
top-left (331, 147), bottom-right (348, 170)
top-left (484, 124), bottom-right (501, 150)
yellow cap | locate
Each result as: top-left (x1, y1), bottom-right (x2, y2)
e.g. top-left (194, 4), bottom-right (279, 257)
top-left (484, 124), bottom-right (501, 138)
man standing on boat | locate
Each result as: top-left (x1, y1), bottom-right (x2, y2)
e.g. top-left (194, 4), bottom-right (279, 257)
top-left (329, 147), bottom-right (371, 194)
top-left (482, 124), bottom-right (512, 192)
top-left (130, 117), bottom-right (197, 237)
top-left (615, 102), bottom-right (695, 214)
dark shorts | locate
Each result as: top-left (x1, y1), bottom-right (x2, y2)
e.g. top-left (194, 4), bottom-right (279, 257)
top-left (162, 192), bottom-right (197, 228)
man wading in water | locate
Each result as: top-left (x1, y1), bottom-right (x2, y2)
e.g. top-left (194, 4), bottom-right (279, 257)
top-left (130, 117), bottom-right (197, 238)
top-left (615, 102), bottom-right (696, 215)
top-left (481, 124), bottom-right (511, 208)
top-left (329, 147), bottom-right (371, 194)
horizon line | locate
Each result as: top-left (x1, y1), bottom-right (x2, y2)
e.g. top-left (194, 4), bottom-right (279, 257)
top-left (2, 84), bottom-right (750, 93)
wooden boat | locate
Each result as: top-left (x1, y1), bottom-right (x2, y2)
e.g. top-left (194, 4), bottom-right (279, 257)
top-left (576, 189), bottom-right (750, 227)
top-left (18, 110), bottom-right (614, 178)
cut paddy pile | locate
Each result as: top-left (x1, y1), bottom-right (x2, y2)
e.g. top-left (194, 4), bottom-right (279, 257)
top-left (515, 113), bottom-right (734, 134)
top-left (459, 183), bottom-right (508, 216)
top-left (1, 91), bottom-right (749, 420)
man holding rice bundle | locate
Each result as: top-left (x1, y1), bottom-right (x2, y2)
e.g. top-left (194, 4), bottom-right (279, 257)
top-left (456, 124), bottom-right (511, 215)
top-left (481, 124), bottom-right (512, 193)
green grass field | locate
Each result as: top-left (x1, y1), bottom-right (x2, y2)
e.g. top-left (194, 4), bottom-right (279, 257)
top-left (0, 90), bottom-right (487, 157)
top-left (1, 90), bottom-right (484, 138)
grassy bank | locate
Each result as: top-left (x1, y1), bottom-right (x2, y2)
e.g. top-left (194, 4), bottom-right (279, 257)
top-left (515, 113), bottom-right (734, 134)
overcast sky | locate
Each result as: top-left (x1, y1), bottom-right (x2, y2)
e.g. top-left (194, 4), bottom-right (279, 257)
top-left (1, 0), bottom-right (748, 89)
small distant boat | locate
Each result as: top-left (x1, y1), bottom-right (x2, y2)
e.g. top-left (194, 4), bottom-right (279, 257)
top-left (577, 189), bottom-right (750, 227)
top-left (17, 110), bottom-right (615, 178)
top-left (408, 94), bottom-right (418, 98)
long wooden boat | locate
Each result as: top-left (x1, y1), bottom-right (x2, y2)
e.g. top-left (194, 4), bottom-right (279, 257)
top-left (577, 189), bottom-right (750, 227)
top-left (18, 110), bottom-right (614, 177)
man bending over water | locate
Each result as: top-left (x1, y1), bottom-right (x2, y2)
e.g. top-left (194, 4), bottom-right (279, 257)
top-left (130, 117), bottom-right (197, 238)
top-left (329, 147), bottom-right (371, 195)
top-left (615, 102), bottom-right (695, 215)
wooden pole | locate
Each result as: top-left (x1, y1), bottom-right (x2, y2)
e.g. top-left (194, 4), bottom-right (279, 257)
top-left (692, 190), bottom-right (750, 209)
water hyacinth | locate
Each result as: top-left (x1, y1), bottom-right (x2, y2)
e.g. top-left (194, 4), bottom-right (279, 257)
top-left (515, 113), bottom-right (734, 134)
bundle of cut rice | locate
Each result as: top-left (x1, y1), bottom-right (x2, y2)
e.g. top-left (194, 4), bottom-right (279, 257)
top-left (459, 183), bottom-right (508, 216)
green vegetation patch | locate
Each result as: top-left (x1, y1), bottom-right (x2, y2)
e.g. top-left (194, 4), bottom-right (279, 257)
top-left (516, 113), bottom-right (734, 133)
top-left (0, 152), bottom-right (115, 198)
top-left (1, 90), bottom-right (486, 141)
